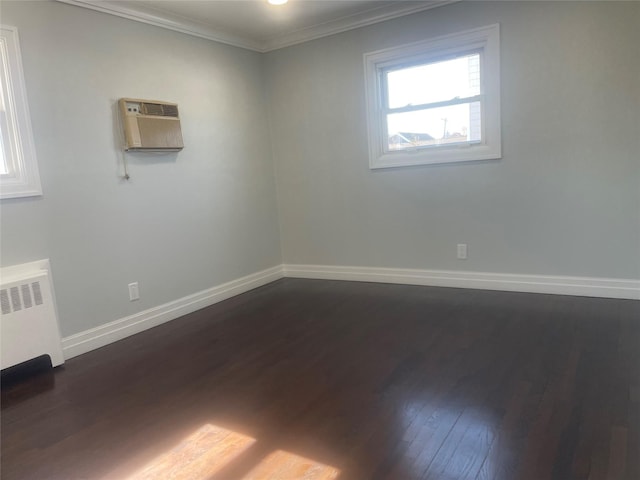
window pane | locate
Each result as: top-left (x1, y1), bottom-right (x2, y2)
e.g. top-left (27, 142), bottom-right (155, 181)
top-left (0, 88), bottom-right (7, 175)
top-left (387, 102), bottom-right (481, 151)
top-left (0, 137), bottom-right (6, 175)
top-left (386, 53), bottom-right (480, 109)
top-left (0, 26), bottom-right (42, 197)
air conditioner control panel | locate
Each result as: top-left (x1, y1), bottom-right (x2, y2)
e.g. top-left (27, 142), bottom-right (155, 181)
top-left (124, 102), bottom-right (140, 114)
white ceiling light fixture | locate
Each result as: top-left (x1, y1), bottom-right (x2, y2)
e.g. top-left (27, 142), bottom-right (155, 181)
top-left (268, 0), bottom-right (288, 5)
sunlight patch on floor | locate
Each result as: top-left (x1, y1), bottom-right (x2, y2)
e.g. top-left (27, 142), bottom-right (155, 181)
top-left (127, 424), bottom-right (255, 479)
top-left (241, 450), bottom-right (340, 480)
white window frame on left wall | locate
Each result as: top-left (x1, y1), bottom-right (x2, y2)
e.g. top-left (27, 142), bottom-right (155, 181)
top-left (0, 25), bottom-right (42, 199)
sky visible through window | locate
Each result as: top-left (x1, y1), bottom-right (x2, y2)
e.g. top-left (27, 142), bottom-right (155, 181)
top-left (386, 53), bottom-right (481, 150)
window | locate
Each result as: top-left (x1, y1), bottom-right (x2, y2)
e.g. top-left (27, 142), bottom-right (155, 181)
top-left (1, 25), bottom-right (41, 199)
top-left (364, 24), bottom-right (501, 169)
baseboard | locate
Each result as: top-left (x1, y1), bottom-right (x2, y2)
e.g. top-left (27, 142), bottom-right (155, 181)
top-left (61, 265), bottom-right (284, 360)
top-left (283, 264), bottom-right (640, 300)
top-left (61, 262), bottom-right (638, 360)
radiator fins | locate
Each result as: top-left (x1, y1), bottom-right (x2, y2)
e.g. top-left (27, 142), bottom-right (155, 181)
top-left (0, 281), bottom-right (43, 315)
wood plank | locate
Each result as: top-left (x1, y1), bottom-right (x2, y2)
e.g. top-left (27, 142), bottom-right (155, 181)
top-left (1, 279), bottom-right (638, 480)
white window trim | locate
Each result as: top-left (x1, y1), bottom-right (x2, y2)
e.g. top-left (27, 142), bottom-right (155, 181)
top-left (364, 24), bottom-right (501, 170)
top-left (0, 25), bottom-right (42, 199)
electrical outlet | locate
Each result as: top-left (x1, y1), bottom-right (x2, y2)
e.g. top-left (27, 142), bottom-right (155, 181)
top-left (128, 282), bottom-right (139, 301)
top-left (457, 244), bottom-right (468, 260)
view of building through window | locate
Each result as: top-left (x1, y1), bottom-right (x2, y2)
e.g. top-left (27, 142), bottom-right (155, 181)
top-left (385, 53), bottom-right (481, 151)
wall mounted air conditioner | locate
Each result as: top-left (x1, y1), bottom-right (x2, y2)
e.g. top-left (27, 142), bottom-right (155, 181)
top-left (119, 98), bottom-right (184, 151)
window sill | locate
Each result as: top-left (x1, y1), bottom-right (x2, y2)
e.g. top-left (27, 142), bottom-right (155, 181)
top-left (369, 143), bottom-right (502, 170)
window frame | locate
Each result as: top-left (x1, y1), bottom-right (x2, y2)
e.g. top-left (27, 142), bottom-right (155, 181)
top-left (364, 24), bottom-right (501, 170)
top-left (0, 25), bottom-right (42, 199)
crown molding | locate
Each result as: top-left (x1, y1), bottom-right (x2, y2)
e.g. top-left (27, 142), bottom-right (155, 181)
top-left (55, 0), bottom-right (264, 52)
top-left (56, 0), bottom-right (458, 53)
top-left (262, 1), bottom-right (458, 52)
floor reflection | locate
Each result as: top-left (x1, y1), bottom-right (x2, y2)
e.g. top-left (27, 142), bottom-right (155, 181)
top-left (241, 450), bottom-right (340, 480)
top-left (125, 423), bottom-right (340, 480)
top-left (394, 399), bottom-right (500, 479)
top-left (1, 355), bottom-right (56, 408)
top-left (127, 424), bottom-right (255, 479)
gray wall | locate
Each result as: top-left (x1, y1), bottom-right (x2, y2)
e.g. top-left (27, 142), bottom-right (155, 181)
top-left (1, 1), bottom-right (639, 339)
top-left (0, 1), bottom-right (282, 337)
top-left (266, 1), bottom-right (640, 279)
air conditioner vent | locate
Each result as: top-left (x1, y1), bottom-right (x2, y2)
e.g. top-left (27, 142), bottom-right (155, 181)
top-left (141, 102), bottom-right (164, 116)
top-left (162, 104), bottom-right (179, 117)
top-left (140, 102), bottom-right (179, 117)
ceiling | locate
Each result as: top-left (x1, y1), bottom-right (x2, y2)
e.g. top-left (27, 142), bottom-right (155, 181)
top-left (57, 0), bottom-right (455, 52)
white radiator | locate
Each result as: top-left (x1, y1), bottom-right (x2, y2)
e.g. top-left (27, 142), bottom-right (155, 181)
top-left (1, 259), bottom-right (64, 369)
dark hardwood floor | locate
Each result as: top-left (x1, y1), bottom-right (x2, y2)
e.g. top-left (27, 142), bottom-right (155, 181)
top-left (2, 278), bottom-right (639, 480)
